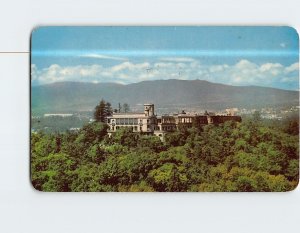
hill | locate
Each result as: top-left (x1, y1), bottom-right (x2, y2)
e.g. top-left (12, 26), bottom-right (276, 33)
top-left (31, 80), bottom-right (299, 114)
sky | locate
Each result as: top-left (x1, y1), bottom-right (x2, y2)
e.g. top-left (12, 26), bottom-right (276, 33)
top-left (31, 26), bottom-right (299, 90)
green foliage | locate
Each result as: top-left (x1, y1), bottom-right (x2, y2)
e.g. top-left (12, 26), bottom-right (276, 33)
top-left (284, 118), bottom-right (299, 136)
top-left (148, 163), bottom-right (188, 192)
top-left (138, 136), bottom-right (165, 152)
top-left (111, 127), bottom-right (140, 147)
top-left (31, 119), bottom-right (299, 192)
top-left (94, 99), bottom-right (112, 122)
top-left (31, 152), bottom-right (75, 191)
top-left (164, 130), bottom-right (189, 147)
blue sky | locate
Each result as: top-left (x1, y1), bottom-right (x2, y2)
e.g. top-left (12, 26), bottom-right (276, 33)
top-left (31, 26), bottom-right (299, 90)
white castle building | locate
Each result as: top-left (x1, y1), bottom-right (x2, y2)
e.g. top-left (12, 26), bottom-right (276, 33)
top-left (107, 103), bottom-right (162, 136)
top-left (107, 103), bottom-right (241, 140)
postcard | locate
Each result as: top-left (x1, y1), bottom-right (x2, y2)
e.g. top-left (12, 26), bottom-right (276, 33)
top-left (31, 26), bottom-right (299, 192)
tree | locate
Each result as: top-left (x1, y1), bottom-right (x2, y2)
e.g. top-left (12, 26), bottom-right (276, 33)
top-left (94, 99), bottom-right (112, 122)
top-left (31, 152), bottom-right (75, 191)
top-left (123, 103), bottom-right (130, 113)
top-left (164, 131), bottom-right (188, 147)
top-left (147, 163), bottom-right (188, 191)
top-left (94, 99), bottom-right (106, 122)
top-left (118, 103), bottom-right (122, 113)
top-left (31, 114), bottom-right (298, 192)
top-left (105, 102), bottom-right (113, 117)
top-left (138, 136), bottom-right (165, 153)
top-left (286, 159), bottom-right (299, 180)
top-left (112, 127), bottom-right (139, 147)
top-left (285, 120), bottom-right (299, 135)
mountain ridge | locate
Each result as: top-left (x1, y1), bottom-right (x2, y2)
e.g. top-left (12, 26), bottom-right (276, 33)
top-left (32, 79), bottom-right (297, 92)
top-left (31, 79), bottom-right (299, 114)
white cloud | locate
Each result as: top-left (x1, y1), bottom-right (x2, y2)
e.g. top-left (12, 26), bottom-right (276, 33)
top-left (111, 62), bottom-right (150, 72)
top-left (209, 64), bottom-right (228, 73)
top-left (31, 64), bottom-right (38, 81)
top-left (259, 63), bottom-right (283, 76)
top-left (80, 54), bottom-right (128, 61)
top-left (235, 59), bottom-right (258, 70)
top-left (285, 62), bottom-right (299, 73)
top-left (31, 59), bottom-right (299, 90)
top-left (260, 63), bottom-right (283, 72)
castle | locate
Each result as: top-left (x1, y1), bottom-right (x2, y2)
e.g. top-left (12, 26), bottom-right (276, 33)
top-left (107, 103), bottom-right (241, 140)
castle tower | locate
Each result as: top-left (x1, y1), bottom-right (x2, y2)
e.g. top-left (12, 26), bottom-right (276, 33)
top-left (144, 103), bottom-right (155, 117)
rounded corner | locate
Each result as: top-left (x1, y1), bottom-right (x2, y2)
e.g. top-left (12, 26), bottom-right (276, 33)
top-left (30, 26), bottom-right (48, 44)
top-left (30, 179), bottom-right (44, 192)
top-left (31, 26), bottom-right (44, 36)
top-left (283, 26), bottom-right (299, 41)
top-left (286, 179), bottom-right (300, 192)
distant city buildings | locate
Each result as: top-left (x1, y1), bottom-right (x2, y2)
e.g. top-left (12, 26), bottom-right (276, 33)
top-left (107, 103), bottom-right (242, 140)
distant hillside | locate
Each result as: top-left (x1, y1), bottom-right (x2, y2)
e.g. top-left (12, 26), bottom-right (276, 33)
top-left (31, 80), bottom-right (299, 115)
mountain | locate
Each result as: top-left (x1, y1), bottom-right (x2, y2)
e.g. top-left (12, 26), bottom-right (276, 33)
top-left (31, 80), bottom-right (299, 114)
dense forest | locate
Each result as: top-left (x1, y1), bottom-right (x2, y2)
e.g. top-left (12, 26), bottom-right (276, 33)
top-left (31, 116), bottom-right (299, 192)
